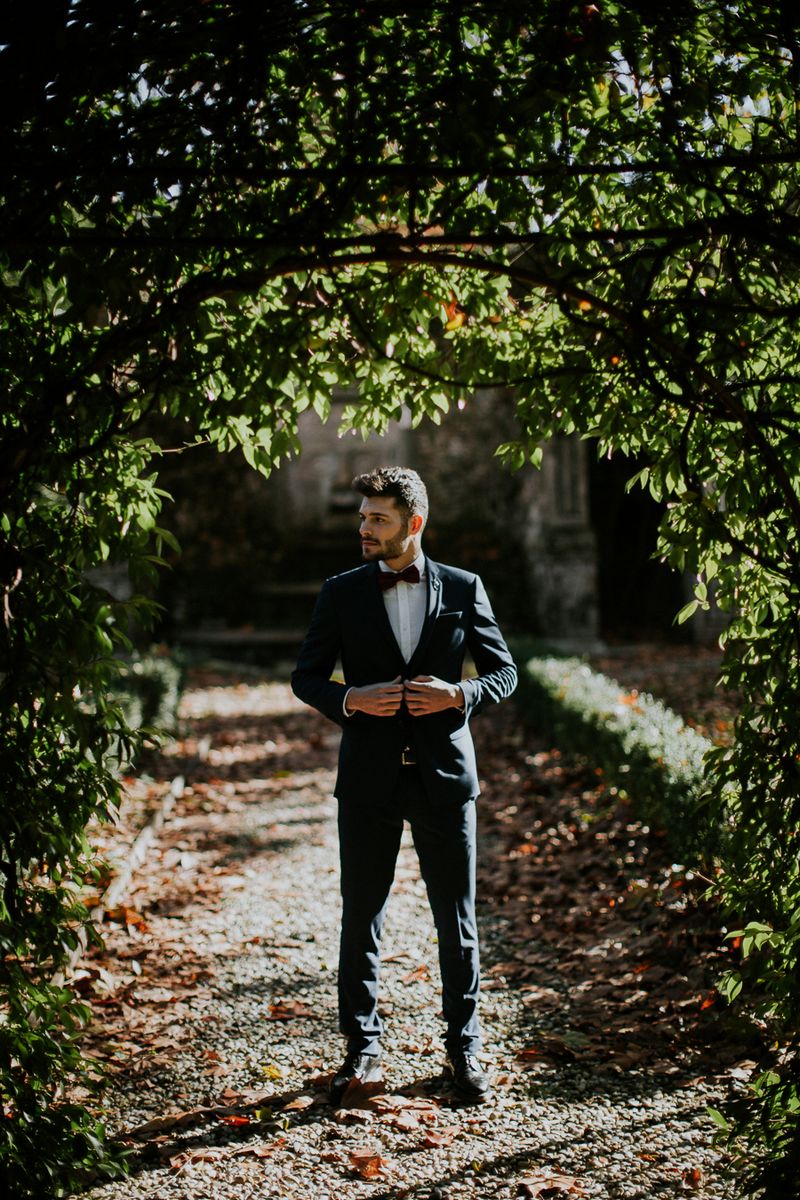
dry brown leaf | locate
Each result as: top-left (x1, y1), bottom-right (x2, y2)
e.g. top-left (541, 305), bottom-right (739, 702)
top-left (106, 905), bottom-right (148, 931)
top-left (333, 1107), bottom-right (373, 1125)
top-left (516, 1034), bottom-right (582, 1063)
top-left (421, 1125), bottom-right (459, 1148)
top-left (349, 1148), bottom-right (389, 1179)
top-left (268, 999), bottom-right (316, 1020)
top-left (384, 1110), bottom-right (424, 1132)
top-left (367, 1093), bottom-right (439, 1115)
top-left (340, 1076), bottom-right (385, 1108)
top-left (401, 963), bottom-right (431, 984)
top-left (169, 1148), bottom-right (224, 1172)
top-left (129, 1107), bottom-right (216, 1136)
top-left (230, 1137), bottom-right (288, 1159)
top-left (517, 1168), bottom-right (585, 1197)
top-left (283, 1093), bottom-right (316, 1111)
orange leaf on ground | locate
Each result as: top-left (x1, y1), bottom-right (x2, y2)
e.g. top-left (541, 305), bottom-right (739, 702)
top-left (367, 1093), bottom-right (438, 1116)
top-left (268, 999), bottom-right (316, 1020)
top-left (218, 1114), bottom-right (250, 1126)
top-left (231, 1138), bottom-right (288, 1159)
top-left (339, 1076), bottom-right (385, 1108)
top-left (422, 1125), bottom-right (459, 1148)
top-left (518, 1168), bottom-right (584, 1196)
top-left (349, 1148), bottom-right (389, 1178)
top-left (683, 1167), bottom-right (703, 1189)
top-left (515, 1034), bottom-right (579, 1063)
top-left (384, 1110), bottom-right (424, 1131)
top-left (106, 905), bottom-right (148, 931)
top-left (401, 964), bottom-right (430, 984)
top-left (283, 1094), bottom-right (315, 1111)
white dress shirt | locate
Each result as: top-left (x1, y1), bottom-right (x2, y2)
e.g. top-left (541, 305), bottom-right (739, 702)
top-left (378, 551), bottom-right (428, 662)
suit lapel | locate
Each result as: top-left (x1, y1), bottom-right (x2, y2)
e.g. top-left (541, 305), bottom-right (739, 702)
top-left (407, 558), bottom-right (442, 675)
top-left (358, 562), bottom-right (406, 666)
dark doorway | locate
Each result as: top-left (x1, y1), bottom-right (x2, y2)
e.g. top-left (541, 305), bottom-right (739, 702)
top-left (588, 452), bottom-right (688, 643)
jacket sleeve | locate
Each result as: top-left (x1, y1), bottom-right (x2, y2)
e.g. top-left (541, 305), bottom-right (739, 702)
top-left (460, 575), bottom-right (517, 718)
top-left (291, 580), bottom-right (349, 726)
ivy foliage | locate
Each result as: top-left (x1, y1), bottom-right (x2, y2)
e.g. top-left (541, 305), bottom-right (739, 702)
top-left (3, 1), bottom-right (800, 1193)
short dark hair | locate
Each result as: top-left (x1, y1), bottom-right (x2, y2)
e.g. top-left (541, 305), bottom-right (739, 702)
top-left (352, 466), bottom-right (429, 526)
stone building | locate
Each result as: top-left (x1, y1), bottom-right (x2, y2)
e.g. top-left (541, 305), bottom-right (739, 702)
top-left (155, 389), bottom-right (703, 655)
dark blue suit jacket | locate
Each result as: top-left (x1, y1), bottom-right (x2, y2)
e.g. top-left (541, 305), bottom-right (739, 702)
top-left (291, 558), bottom-right (517, 804)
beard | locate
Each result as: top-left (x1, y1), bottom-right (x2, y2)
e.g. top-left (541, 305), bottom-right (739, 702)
top-left (361, 527), bottom-right (409, 562)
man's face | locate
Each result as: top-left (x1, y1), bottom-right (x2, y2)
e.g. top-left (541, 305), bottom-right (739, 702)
top-left (358, 496), bottom-right (411, 563)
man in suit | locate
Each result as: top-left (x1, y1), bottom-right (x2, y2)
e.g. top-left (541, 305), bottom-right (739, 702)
top-left (291, 466), bottom-right (516, 1105)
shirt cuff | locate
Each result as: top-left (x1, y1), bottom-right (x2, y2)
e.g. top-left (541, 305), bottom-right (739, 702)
top-left (343, 687), bottom-right (355, 717)
top-left (455, 683), bottom-right (466, 711)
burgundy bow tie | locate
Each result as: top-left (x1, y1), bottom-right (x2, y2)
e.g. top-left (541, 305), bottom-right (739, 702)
top-left (378, 564), bottom-right (421, 590)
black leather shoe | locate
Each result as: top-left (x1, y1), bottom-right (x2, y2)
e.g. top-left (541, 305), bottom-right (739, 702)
top-left (446, 1051), bottom-right (491, 1103)
top-left (329, 1050), bottom-right (382, 1106)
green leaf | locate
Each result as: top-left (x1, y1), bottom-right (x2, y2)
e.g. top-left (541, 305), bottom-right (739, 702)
top-left (676, 600), bottom-right (699, 625)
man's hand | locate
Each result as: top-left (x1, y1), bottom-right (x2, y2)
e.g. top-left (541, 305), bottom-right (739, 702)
top-left (345, 676), bottom-right (405, 716)
top-left (404, 675), bottom-right (464, 716)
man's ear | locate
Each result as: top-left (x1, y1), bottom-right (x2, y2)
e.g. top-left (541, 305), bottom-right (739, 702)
top-left (409, 513), bottom-right (424, 536)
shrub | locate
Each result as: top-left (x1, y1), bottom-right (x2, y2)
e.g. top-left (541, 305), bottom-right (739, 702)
top-left (515, 653), bottom-right (715, 860)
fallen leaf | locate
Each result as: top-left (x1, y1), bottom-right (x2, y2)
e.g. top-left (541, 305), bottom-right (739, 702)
top-left (268, 999), bottom-right (316, 1020)
top-left (339, 1076), bottom-right (385, 1108)
top-left (218, 1114), bottom-right (250, 1126)
top-left (283, 1094), bottom-right (315, 1111)
top-left (231, 1137), bottom-right (288, 1159)
top-left (349, 1148), bottom-right (389, 1178)
top-left (334, 1107), bottom-right (372, 1125)
top-left (170, 1148), bottom-right (224, 1172)
top-left (516, 1034), bottom-right (580, 1063)
top-left (106, 905), bottom-right (148, 931)
top-left (384, 1110), bottom-right (424, 1131)
top-left (682, 1167), bottom-right (703, 1189)
top-left (422, 1125), bottom-right (459, 1148)
top-left (517, 1168), bottom-right (584, 1197)
top-left (401, 963), bottom-right (431, 984)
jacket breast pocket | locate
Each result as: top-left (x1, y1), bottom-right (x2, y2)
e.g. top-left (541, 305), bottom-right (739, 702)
top-left (431, 610), bottom-right (466, 653)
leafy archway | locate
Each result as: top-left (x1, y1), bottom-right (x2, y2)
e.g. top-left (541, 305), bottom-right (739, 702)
top-left (3, 3), bottom-right (800, 1194)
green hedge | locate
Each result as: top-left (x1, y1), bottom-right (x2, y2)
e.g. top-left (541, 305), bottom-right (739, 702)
top-left (515, 652), bottom-right (716, 860)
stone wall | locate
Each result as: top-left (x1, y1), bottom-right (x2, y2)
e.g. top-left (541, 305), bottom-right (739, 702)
top-left (154, 398), bottom-right (604, 645)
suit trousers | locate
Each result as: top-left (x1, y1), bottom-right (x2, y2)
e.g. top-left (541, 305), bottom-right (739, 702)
top-left (337, 765), bottom-right (481, 1057)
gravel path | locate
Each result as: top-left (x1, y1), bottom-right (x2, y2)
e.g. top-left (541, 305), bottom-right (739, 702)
top-left (74, 668), bottom-right (738, 1200)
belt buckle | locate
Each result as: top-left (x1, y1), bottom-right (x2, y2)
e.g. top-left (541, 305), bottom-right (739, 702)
top-left (401, 746), bottom-right (416, 767)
